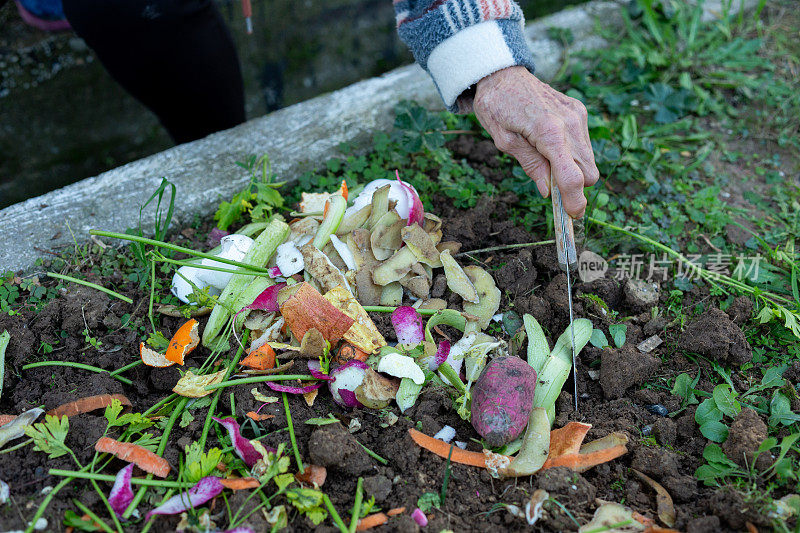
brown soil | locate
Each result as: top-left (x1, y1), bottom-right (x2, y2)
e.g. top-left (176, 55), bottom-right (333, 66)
top-left (0, 136), bottom-right (782, 532)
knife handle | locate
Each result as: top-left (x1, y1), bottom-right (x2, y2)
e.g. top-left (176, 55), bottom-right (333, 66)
top-left (549, 173), bottom-right (578, 271)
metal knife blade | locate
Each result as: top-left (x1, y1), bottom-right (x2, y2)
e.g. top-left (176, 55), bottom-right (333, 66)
top-left (549, 173), bottom-right (579, 411)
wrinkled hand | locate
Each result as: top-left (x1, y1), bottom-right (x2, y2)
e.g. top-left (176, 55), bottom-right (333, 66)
top-left (473, 66), bottom-right (599, 217)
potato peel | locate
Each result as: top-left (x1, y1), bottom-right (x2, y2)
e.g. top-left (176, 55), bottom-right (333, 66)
top-left (439, 249), bottom-right (479, 303)
top-left (301, 243), bottom-right (351, 294)
top-left (462, 266), bottom-right (501, 330)
top-left (401, 224), bottom-right (441, 267)
top-left (372, 247), bottom-right (417, 286)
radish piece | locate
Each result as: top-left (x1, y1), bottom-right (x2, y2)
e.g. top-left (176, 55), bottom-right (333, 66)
top-left (395, 170), bottom-right (424, 226)
top-left (377, 352), bottom-right (425, 385)
top-left (243, 283), bottom-right (286, 314)
top-left (329, 234), bottom-right (357, 271)
top-left (329, 360), bottom-right (369, 408)
top-left (275, 241), bottom-right (304, 276)
top-left (266, 382), bottom-right (323, 394)
top-left (433, 425), bottom-right (456, 443)
top-left (438, 333), bottom-right (475, 384)
top-left (206, 227), bottom-right (230, 247)
top-left (108, 464), bottom-right (134, 517)
top-left (345, 178), bottom-right (421, 221)
top-left (432, 340), bottom-right (451, 370)
top-left (412, 508), bottom-right (428, 527)
top-left (391, 306), bottom-right (424, 346)
top-left (145, 476), bottom-right (224, 520)
top-left (212, 417), bottom-right (263, 468)
top-left (268, 266), bottom-right (283, 278)
top-left (307, 360), bottom-right (335, 381)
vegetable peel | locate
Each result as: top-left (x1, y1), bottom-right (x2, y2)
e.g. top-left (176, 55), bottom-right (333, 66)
top-left (165, 319), bottom-right (200, 365)
top-left (95, 437), bottom-right (171, 478)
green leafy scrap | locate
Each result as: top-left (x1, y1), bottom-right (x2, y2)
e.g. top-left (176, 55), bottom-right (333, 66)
top-left (25, 415), bottom-right (71, 459)
top-left (185, 441), bottom-right (223, 483)
top-left (286, 487), bottom-right (328, 525)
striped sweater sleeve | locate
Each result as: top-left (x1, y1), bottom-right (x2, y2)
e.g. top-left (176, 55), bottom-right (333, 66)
top-left (394, 0), bottom-right (535, 112)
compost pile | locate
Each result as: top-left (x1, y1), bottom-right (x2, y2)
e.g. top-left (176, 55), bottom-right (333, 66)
top-left (0, 151), bottom-right (776, 533)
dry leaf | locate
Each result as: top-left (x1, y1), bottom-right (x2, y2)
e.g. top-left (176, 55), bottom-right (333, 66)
top-left (633, 469), bottom-right (676, 527)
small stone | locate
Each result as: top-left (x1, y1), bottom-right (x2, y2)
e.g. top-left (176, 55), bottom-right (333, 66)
top-left (624, 278), bottom-right (660, 310)
top-left (646, 404), bottom-right (669, 417)
top-left (637, 335), bottom-right (663, 353)
top-left (33, 518), bottom-right (48, 531)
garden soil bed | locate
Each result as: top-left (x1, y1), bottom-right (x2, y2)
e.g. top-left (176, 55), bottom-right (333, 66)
top-left (0, 136), bottom-right (775, 532)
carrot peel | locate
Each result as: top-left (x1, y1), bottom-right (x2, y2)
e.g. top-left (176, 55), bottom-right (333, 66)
top-left (95, 436), bottom-right (171, 478)
top-left (408, 428), bottom-right (501, 468)
top-left (356, 512), bottom-right (388, 531)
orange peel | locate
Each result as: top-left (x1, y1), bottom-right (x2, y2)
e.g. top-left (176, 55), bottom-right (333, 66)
top-left (165, 319), bottom-right (200, 365)
top-left (140, 342), bottom-right (175, 368)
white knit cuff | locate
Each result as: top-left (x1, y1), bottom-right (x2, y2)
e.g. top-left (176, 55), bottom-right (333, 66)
top-left (426, 21), bottom-right (518, 109)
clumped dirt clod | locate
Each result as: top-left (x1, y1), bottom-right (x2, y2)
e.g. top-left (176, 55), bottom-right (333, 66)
top-left (599, 345), bottom-right (660, 399)
top-left (722, 407), bottom-right (770, 470)
top-left (307, 423), bottom-right (374, 476)
top-left (677, 307), bottom-right (752, 365)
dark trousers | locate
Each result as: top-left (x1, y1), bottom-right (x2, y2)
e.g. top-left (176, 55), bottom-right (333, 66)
top-left (62, 0), bottom-right (246, 144)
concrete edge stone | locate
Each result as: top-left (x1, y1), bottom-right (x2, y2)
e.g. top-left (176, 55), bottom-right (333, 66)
top-left (0, 0), bottom-right (759, 273)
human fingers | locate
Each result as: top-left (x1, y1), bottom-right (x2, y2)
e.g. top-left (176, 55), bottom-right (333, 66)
top-left (527, 116), bottom-right (588, 217)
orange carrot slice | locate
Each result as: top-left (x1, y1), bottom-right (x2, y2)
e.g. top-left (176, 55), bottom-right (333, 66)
top-left (386, 507), bottom-right (406, 516)
top-left (334, 342), bottom-right (369, 365)
top-left (245, 411), bottom-right (275, 422)
top-left (295, 464), bottom-right (327, 488)
top-left (95, 436), bottom-right (170, 478)
top-left (49, 394), bottom-right (132, 418)
top-left (220, 477), bottom-right (260, 490)
top-left (408, 428), bottom-right (501, 468)
top-left (165, 319), bottom-right (199, 365)
top-left (240, 344), bottom-right (276, 371)
top-left (356, 512), bottom-right (388, 531)
top-left (547, 421), bottom-right (591, 457)
top-left (279, 282), bottom-right (354, 343)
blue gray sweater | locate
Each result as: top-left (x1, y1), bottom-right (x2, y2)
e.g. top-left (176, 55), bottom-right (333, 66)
top-left (393, 0), bottom-right (536, 112)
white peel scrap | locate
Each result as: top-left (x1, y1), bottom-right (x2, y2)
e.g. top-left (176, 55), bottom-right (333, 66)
top-left (377, 352), bottom-right (425, 385)
top-left (433, 425), bottom-right (456, 443)
top-left (250, 316), bottom-right (285, 351)
top-left (170, 234), bottom-right (255, 303)
top-left (0, 407), bottom-right (44, 449)
top-left (195, 235), bottom-right (255, 289)
top-left (330, 234), bottom-right (357, 271)
top-left (275, 241), bottom-right (304, 276)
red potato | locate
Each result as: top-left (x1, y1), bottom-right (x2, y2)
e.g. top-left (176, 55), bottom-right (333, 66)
top-left (470, 356), bottom-right (537, 447)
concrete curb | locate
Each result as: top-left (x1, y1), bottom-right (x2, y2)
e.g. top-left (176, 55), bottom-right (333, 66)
top-left (0, 0), bottom-right (757, 273)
